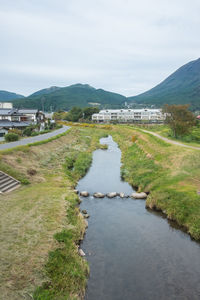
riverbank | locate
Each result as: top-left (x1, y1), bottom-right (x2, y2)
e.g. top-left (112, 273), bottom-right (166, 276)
top-left (0, 126), bottom-right (109, 300)
top-left (1, 123), bottom-right (200, 299)
top-left (111, 125), bottom-right (200, 240)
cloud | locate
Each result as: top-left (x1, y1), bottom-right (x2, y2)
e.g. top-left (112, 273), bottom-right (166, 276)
top-left (0, 0), bottom-right (200, 96)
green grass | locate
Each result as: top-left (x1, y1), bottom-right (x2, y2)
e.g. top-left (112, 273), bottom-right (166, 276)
top-left (138, 124), bottom-right (200, 147)
top-left (33, 194), bottom-right (89, 300)
top-left (32, 127), bottom-right (109, 299)
top-left (1, 123), bottom-right (200, 300)
top-left (0, 126), bottom-right (109, 300)
top-left (112, 125), bottom-right (200, 240)
top-left (0, 157), bottom-right (30, 184)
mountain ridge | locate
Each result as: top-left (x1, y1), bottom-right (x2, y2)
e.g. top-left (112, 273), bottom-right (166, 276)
top-left (128, 58), bottom-right (200, 110)
top-left (12, 83), bottom-right (126, 111)
top-left (0, 90), bottom-right (25, 101)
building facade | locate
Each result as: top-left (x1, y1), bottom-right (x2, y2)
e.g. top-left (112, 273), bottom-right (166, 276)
top-left (0, 102), bottom-right (13, 109)
top-left (92, 109), bottom-right (165, 123)
top-left (0, 107), bottom-right (45, 136)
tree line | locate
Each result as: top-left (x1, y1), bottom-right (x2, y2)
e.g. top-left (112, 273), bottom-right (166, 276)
top-left (53, 107), bottom-right (99, 122)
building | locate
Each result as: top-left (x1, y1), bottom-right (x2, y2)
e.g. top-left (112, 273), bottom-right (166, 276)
top-left (92, 109), bottom-right (165, 123)
top-left (0, 107), bottom-right (45, 136)
top-left (0, 102), bottom-right (13, 109)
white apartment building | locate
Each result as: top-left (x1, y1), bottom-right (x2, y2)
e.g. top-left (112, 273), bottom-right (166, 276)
top-left (0, 102), bottom-right (13, 109)
top-left (92, 109), bottom-right (165, 123)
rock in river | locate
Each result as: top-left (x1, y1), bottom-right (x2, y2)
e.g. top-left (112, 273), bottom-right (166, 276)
top-left (79, 248), bottom-right (86, 257)
top-left (131, 192), bottom-right (147, 199)
top-left (80, 191), bottom-right (89, 197)
top-left (119, 192), bottom-right (125, 198)
top-left (84, 214), bottom-right (90, 218)
top-left (107, 192), bottom-right (118, 198)
top-left (93, 192), bottom-right (105, 198)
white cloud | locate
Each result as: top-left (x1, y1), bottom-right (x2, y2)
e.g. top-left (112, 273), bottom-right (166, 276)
top-left (0, 0), bottom-right (199, 96)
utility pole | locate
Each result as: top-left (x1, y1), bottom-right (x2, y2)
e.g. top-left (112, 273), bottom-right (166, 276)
top-left (41, 96), bottom-right (45, 112)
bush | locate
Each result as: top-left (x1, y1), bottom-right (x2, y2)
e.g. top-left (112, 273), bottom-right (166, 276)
top-left (8, 128), bottom-right (22, 136)
top-left (31, 131), bottom-right (39, 136)
top-left (4, 133), bottom-right (19, 142)
top-left (23, 127), bottom-right (33, 136)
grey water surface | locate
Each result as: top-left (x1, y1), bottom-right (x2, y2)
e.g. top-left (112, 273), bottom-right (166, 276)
top-left (77, 136), bottom-right (200, 300)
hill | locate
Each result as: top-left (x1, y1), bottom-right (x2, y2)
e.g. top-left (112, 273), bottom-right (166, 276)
top-left (12, 84), bottom-right (126, 111)
top-left (0, 90), bottom-right (24, 101)
top-left (128, 58), bottom-right (200, 111)
top-left (29, 86), bottom-right (61, 97)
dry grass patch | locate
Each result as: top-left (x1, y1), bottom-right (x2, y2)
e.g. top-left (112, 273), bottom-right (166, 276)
top-left (0, 175), bottom-right (69, 300)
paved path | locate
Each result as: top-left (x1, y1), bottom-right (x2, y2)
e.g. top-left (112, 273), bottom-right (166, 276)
top-left (0, 126), bottom-right (70, 151)
top-left (141, 129), bottom-right (200, 150)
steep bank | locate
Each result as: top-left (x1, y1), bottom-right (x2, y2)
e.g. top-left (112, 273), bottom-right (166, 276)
top-left (111, 125), bottom-right (200, 240)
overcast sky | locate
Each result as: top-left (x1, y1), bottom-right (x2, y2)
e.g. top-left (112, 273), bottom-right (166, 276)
top-left (0, 0), bottom-right (200, 97)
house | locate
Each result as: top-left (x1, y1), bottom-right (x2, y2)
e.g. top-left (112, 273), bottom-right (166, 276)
top-left (92, 109), bottom-right (165, 123)
top-left (0, 106), bottom-right (45, 136)
top-left (0, 127), bottom-right (8, 137)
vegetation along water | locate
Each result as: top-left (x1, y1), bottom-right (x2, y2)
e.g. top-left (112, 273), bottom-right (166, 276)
top-left (0, 123), bottom-right (200, 299)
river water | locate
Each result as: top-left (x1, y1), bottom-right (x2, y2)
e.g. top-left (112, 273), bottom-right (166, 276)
top-left (77, 136), bottom-right (200, 300)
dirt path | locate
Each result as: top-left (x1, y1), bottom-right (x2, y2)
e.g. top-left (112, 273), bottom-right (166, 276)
top-left (141, 129), bottom-right (200, 150)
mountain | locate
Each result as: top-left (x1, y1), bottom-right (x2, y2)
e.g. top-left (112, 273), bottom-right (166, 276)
top-left (29, 86), bottom-right (61, 97)
top-left (12, 84), bottom-right (126, 111)
top-left (128, 58), bottom-right (200, 111)
top-left (0, 90), bottom-right (24, 101)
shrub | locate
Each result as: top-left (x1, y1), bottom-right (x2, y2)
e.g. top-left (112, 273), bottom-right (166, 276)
top-left (8, 128), bottom-right (22, 136)
top-left (4, 133), bottom-right (19, 142)
top-left (31, 131), bottom-right (39, 136)
top-left (23, 127), bottom-right (33, 136)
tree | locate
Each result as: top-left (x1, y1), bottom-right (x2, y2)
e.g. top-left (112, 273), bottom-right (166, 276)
top-left (163, 104), bottom-right (195, 137)
top-left (53, 111), bottom-right (68, 120)
top-left (83, 107), bottom-right (99, 120)
top-left (65, 107), bottom-right (83, 122)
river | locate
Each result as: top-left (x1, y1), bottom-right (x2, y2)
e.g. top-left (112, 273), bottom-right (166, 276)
top-left (77, 136), bottom-right (200, 300)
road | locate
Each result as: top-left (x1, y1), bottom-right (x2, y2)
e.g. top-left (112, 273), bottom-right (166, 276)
top-left (141, 129), bottom-right (200, 150)
top-left (0, 126), bottom-right (70, 151)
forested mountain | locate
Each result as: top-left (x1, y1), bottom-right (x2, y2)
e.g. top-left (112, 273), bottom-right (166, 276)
top-left (29, 86), bottom-right (61, 97)
top-left (4, 58), bottom-right (200, 111)
top-left (128, 58), bottom-right (200, 111)
top-left (0, 90), bottom-right (24, 101)
top-left (12, 84), bottom-right (126, 111)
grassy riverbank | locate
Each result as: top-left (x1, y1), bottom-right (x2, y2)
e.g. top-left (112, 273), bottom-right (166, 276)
top-left (1, 123), bottom-right (200, 299)
top-left (111, 125), bottom-right (200, 240)
top-left (0, 126), bottom-right (108, 300)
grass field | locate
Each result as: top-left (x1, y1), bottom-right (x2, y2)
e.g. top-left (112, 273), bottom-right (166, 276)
top-left (0, 123), bottom-right (200, 299)
top-left (134, 123), bottom-right (200, 147)
top-left (0, 127), bottom-right (108, 300)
